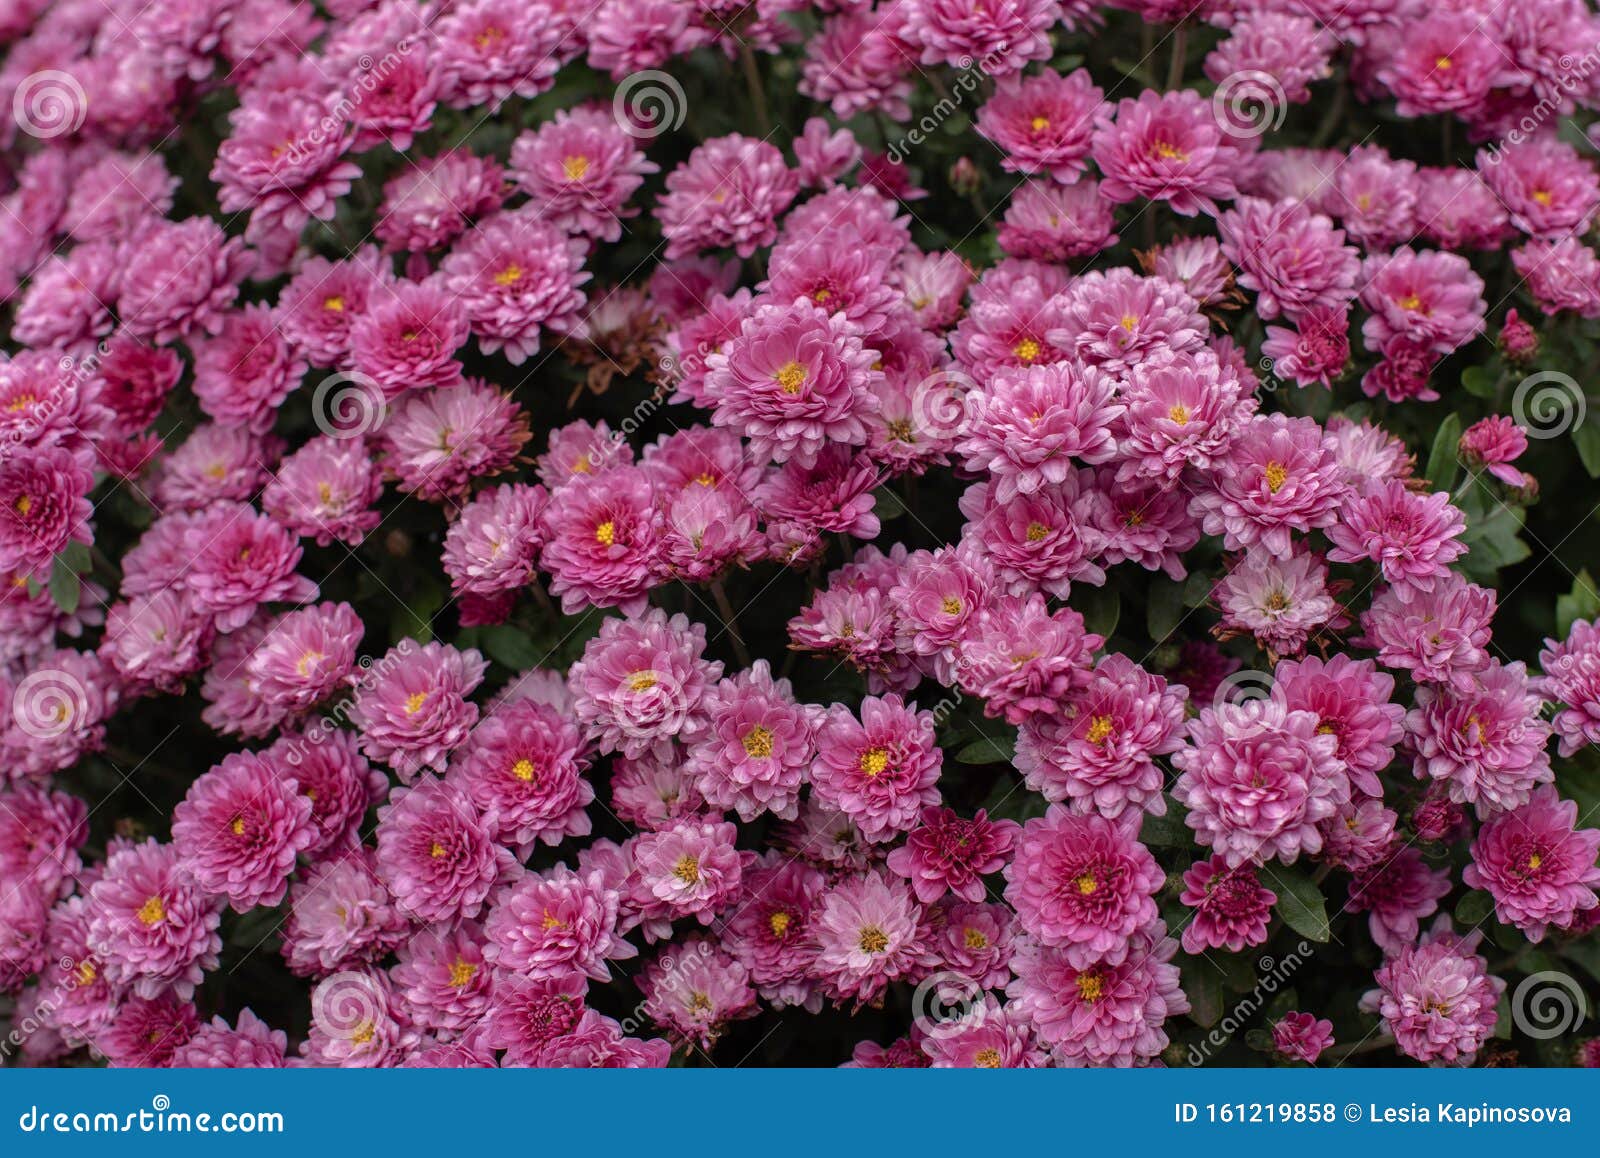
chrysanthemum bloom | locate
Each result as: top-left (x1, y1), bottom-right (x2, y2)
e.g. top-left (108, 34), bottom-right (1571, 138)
top-left (348, 280), bottom-right (468, 400)
top-left (1458, 416), bottom-right (1528, 487)
top-left (151, 424), bottom-right (277, 513)
top-left (1541, 617), bottom-right (1600, 755)
top-left (758, 444), bottom-right (884, 550)
top-left (1004, 806), bottom-right (1163, 965)
top-left (0, 782), bottom-right (86, 898)
top-left (1359, 248), bottom-right (1487, 356)
top-left (951, 265), bottom-right (1072, 373)
top-left (100, 590), bottom-right (212, 695)
top-left (813, 694), bottom-right (942, 844)
top-left (212, 87), bottom-right (360, 243)
top-left (795, 117), bottom-right (861, 189)
top-left (844, 1033), bottom-right (933, 1069)
top-left (440, 484), bottom-right (547, 599)
top-left (1173, 697), bottom-right (1348, 867)
top-left (995, 179), bottom-right (1117, 260)
top-left (1415, 168), bottom-right (1511, 252)
top-left (955, 361), bottom-right (1121, 503)
top-left (117, 216), bottom-right (252, 344)
top-left (183, 504), bottom-right (319, 633)
top-left (437, 207), bottom-right (590, 364)
top-left (895, 249), bottom-right (973, 333)
top-left (1498, 308), bottom-right (1539, 362)
top-left (95, 994), bottom-right (201, 1068)
top-left (1347, 845), bottom-right (1452, 954)
top-left (1014, 653), bottom-right (1187, 818)
top-left (1260, 305), bottom-right (1351, 388)
top-left (1406, 659), bottom-right (1553, 816)
top-left (657, 135), bottom-right (800, 260)
top-left (374, 775), bottom-right (503, 923)
top-left (1375, 11), bottom-right (1504, 115)
top-left (1179, 856), bottom-right (1275, 955)
top-left (89, 335), bottom-right (182, 439)
top-left (1052, 268), bottom-right (1209, 375)
top-left (1007, 927), bottom-right (1188, 1066)
top-left (1360, 917), bottom-right (1503, 1065)
top-left (390, 921), bottom-right (494, 1036)
top-left (374, 151), bottom-right (506, 255)
top-left (606, 750), bottom-right (702, 832)
top-left (60, 151), bottom-right (176, 243)
top-left (172, 751), bottom-right (318, 912)
top-left (1326, 145), bottom-right (1417, 248)
top-left (924, 898), bottom-right (1016, 990)
top-left (905, 0), bottom-right (1060, 75)
top-left (449, 697), bottom-right (593, 850)
top-left (629, 817), bottom-right (749, 930)
top-left (976, 67), bottom-right (1102, 183)
top-left (1113, 346), bottom-right (1257, 488)
top-left (268, 730), bottom-right (387, 860)
top-left (1188, 413), bottom-right (1349, 558)
top-left (352, 642), bottom-right (486, 779)
top-left (168, 1008), bottom-right (290, 1068)
top-left (799, 9), bottom-right (916, 122)
top-left (1359, 574), bottom-right (1495, 689)
top-left (1479, 137), bottom-right (1600, 240)
top-left (282, 852), bottom-right (410, 978)
top-left (955, 594), bottom-right (1100, 725)
top-left (200, 617), bottom-right (287, 740)
top-left (11, 241), bottom-right (118, 350)
top-left (957, 475), bottom-right (1105, 600)
top-left (1214, 548), bottom-right (1344, 659)
top-left (481, 971), bottom-right (587, 1064)
top-left (720, 854), bottom-right (825, 1009)
top-left (274, 249), bottom-right (393, 366)
top-left (244, 602), bottom-right (363, 719)
top-left (811, 869), bottom-right (932, 1006)
top-left (1274, 654), bottom-right (1403, 797)
top-left (1217, 197), bottom-right (1359, 322)
top-left (886, 806), bottom-right (1019, 905)
top-left (1271, 1012), bottom-right (1333, 1064)
top-left (531, 1008), bottom-right (675, 1068)
top-left (639, 934), bottom-right (758, 1050)
top-left (570, 608), bottom-right (721, 760)
top-left (484, 865), bottom-right (635, 981)
top-left (0, 446), bottom-right (95, 579)
top-left (1324, 415), bottom-right (1415, 493)
top-left (1411, 785), bottom-right (1467, 845)
top-left (1092, 88), bottom-right (1245, 216)
top-left (539, 465), bottom-right (663, 615)
top-left (1206, 12), bottom-right (1333, 103)
top-left (432, 0), bottom-right (565, 107)
top-left (922, 996), bottom-right (1046, 1069)
top-left (883, 545), bottom-right (989, 673)
top-left (511, 105), bottom-right (660, 242)
top-left (704, 299), bottom-right (881, 468)
top-left (764, 228), bottom-right (903, 338)
top-left (262, 436), bottom-right (384, 548)
top-left (381, 378), bottom-right (531, 505)
top-left (683, 660), bottom-right (821, 822)
top-left (1510, 237), bottom-right (1600, 319)
top-left (1464, 786), bottom-right (1600, 941)
top-left (86, 839), bottom-right (223, 1000)
top-left (304, 968), bottom-right (419, 1068)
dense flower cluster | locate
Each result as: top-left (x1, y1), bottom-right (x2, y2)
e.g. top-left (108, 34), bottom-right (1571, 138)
top-left (3, 0), bottom-right (1600, 1073)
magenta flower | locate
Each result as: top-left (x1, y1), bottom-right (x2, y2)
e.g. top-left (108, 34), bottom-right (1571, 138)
top-left (348, 280), bottom-right (469, 400)
top-left (1348, 845), bottom-right (1452, 953)
top-left (374, 775), bottom-right (503, 923)
top-left (245, 602), bottom-right (363, 717)
top-left (1271, 1012), bottom-right (1334, 1064)
top-left (172, 751), bottom-right (318, 912)
top-left (570, 608), bottom-right (721, 760)
top-left (977, 67), bottom-right (1102, 183)
top-left (1361, 917), bottom-right (1503, 1065)
top-left (448, 697), bottom-right (593, 849)
top-left (1407, 659), bottom-right (1553, 816)
top-left (539, 465), bottom-right (663, 615)
top-left (1092, 88), bottom-right (1246, 216)
top-left (685, 659), bottom-right (821, 822)
top-left (658, 135), bottom-right (799, 260)
top-left (811, 869), bottom-right (932, 1006)
top-left (1179, 856), bottom-right (1275, 955)
top-left (484, 865), bottom-right (635, 982)
top-left (1459, 416), bottom-right (1529, 487)
top-left (813, 694), bottom-right (943, 844)
top-left (1188, 413), bottom-right (1349, 558)
top-left (0, 446), bottom-right (95, 580)
top-left (351, 642), bottom-right (487, 779)
top-left (887, 806), bottom-right (1020, 904)
top-left (86, 839), bottom-right (223, 1000)
top-left (1464, 786), bottom-right (1600, 941)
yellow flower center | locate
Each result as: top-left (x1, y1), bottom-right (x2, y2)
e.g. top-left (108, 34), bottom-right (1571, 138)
top-left (1025, 521), bottom-right (1049, 542)
top-left (7, 393), bottom-right (36, 412)
top-left (1532, 188), bottom-right (1553, 206)
top-left (1119, 314), bottom-right (1138, 332)
top-left (430, 841), bottom-right (447, 858)
top-left (1075, 872), bottom-right (1099, 895)
top-left (563, 155), bottom-right (589, 180)
top-left (858, 925), bottom-right (889, 954)
top-left (296, 650), bottom-right (325, 677)
top-left (673, 854), bottom-right (701, 885)
top-left (323, 295), bottom-right (345, 312)
top-left (775, 360), bottom-right (808, 395)
top-left (1264, 461), bottom-right (1288, 493)
top-left (941, 595), bottom-right (963, 616)
top-left (858, 747), bottom-right (890, 777)
top-left (404, 691), bottom-right (428, 715)
top-left (448, 958), bottom-right (478, 988)
top-left (963, 927), bottom-right (989, 950)
top-left (1168, 403), bottom-right (1189, 426)
top-left (75, 961), bottom-right (95, 986)
top-left (742, 725), bottom-right (774, 759)
top-left (494, 263), bottom-right (523, 287)
top-left (595, 520), bottom-right (616, 546)
top-left (1434, 55), bottom-right (1452, 69)
top-left (351, 1021), bottom-right (375, 1045)
top-left (1076, 972), bottom-right (1105, 1002)
top-left (974, 1047), bottom-right (1003, 1067)
top-left (137, 896), bottom-right (165, 926)
top-left (1152, 140), bottom-right (1188, 162)
top-left (14, 495), bottom-right (32, 516)
top-left (1528, 852), bottom-right (1543, 871)
top-left (475, 26), bottom-right (504, 48)
top-left (1397, 292), bottom-right (1422, 311)
top-left (230, 816), bottom-right (246, 836)
top-left (769, 911), bottom-right (792, 937)
top-left (1085, 714), bottom-right (1115, 745)
top-left (1030, 115), bottom-right (1049, 131)
top-left (628, 670), bottom-right (658, 692)
top-left (511, 757), bottom-right (537, 782)
top-left (1013, 337), bottom-right (1041, 363)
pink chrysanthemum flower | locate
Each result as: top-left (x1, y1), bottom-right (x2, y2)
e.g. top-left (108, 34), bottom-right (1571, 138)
top-left (212, 88), bottom-right (360, 242)
top-left (1361, 917), bottom-right (1504, 1066)
top-left (921, 995), bottom-right (1045, 1069)
top-left (658, 135), bottom-right (799, 260)
top-left (685, 659), bottom-right (821, 822)
top-left (1479, 137), bottom-right (1600, 241)
top-left (1347, 845), bottom-right (1451, 954)
top-left (0, 446), bottom-right (95, 580)
top-left (183, 504), bottom-right (319, 632)
top-left (172, 751), bottom-right (318, 912)
top-left (610, 750), bottom-right (707, 832)
top-left (1214, 548), bottom-right (1343, 659)
top-left (1014, 652), bottom-right (1187, 818)
top-left (482, 971), bottom-right (587, 1064)
top-left (1005, 806), bottom-right (1163, 965)
top-left (1173, 697), bottom-right (1349, 867)
top-left (570, 608), bottom-right (721, 761)
top-left (391, 921), bottom-right (494, 1036)
top-left (483, 865), bottom-right (635, 981)
top-left (282, 852), bottom-right (409, 978)
top-left (374, 151), bottom-right (506, 255)
top-left (268, 731), bottom-right (386, 860)
top-left (1188, 413), bottom-right (1349, 558)
top-left (639, 934), bottom-right (758, 1049)
top-left (976, 67), bottom-right (1102, 183)
top-left (352, 642), bottom-right (486, 779)
top-left (1458, 416), bottom-right (1529, 487)
top-left (348, 280), bottom-right (469, 400)
top-left (1274, 654), bottom-right (1403, 798)
top-left (511, 106), bottom-right (660, 242)
top-left (1260, 305), bottom-right (1351, 388)
top-left (630, 817), bottom-right (749, 931)
top-left (813, 694), bottom-right (943, 844)
top-left (244, 603), bottom-right (363, 719)
top-left (955, 362), bottom-right (1121, 502)
top-left (539, 465), bottom-right (663, 615)
top-left (811, 869), bottom-right (932, 1006)
top-left (887, 806), bottom-right (1019, 905)
top-left (100, 590), bottom-right (212, 695)
top-left (799, 9), bottom-right (916, 122)
top-left (433, 0), bottom-right (566, 107)
top-left (1464, 786), bottom-right (1600, 941)
top-left (374, 775), bottom-right (503, 923)
top-left (152, 424), bottom-right (278, 513)
top-left (1359, 247), bottom-right (1487, 355)
top-left (905, 0), bottom-right (1060, 76)
top-left (448, 697), bottom-right (593, 850)
top-left (1218, 196), bottom-right (1360, 322)
top-left (722, 855), bottom-right (825, 1008)
top-left (169, 1009), bottom-right (290, 1068)
top-left (1272, 1012), bottom-right (1334, 1064)
top-left (1540, 617), bottom-right (1600, 756)
top-left (1360, 574), bottom-right (1495, 689)
top-left (1179, 856), bottom-right (1275, 955)
top-left (381, 378), bottom-right (532, 505)
top-left (954, 594), bottom-right (1100, 725)
top-left (441, 483), bottom-right (548, 598)
top-left (997, 180), bottom-right (1119, 261)
top-left (95, 994), bottom-right (201, 1069)
top-left (1406, 659), bottom-right (1553, 817)
top-left (262, 437), bottom-right (384, 548)
top-left (1052, 268), bottom-right (1208, 375)
top-left (274, 249), bottom-right (393, 366)
top-left (304, 968), bottom-right (419, 1068)
top-left (1113, 346), bottom-right (1257, 488)
top-left (117, 216), bottom-right (252, 344)
top-left (957, 475), bottom-right (1104, 600)
top-left (86, 839), bottom-right (223, 1000)
top-left (1092, 88), bottom-right (1246, 216)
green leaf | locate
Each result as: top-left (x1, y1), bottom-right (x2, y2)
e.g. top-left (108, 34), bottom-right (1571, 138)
top-left (1180, 956), bottom-right (1228, 1029)
top-left (1454, 889), bottom-right (1494, 928)
top-left (871, 486), bottom-right (906, 519)
top-left (47, 555), bottom-right (79, 615)
top-left (1574, 423), bottom-right (1600, 480)
top-left (58, 541), bottom-right (91, 574)
top-left (479, 625), bottom-right (543, 672)
top-left (1460, 365), bottom-right (1496, 399)
top-left (1424, 412), bottom-right (1462, 491)
top-left (1146, 577), bottom-right (1186, 643)
top-left (1139, 800), bottom-right (1192, 847)
top-left (1268, 864), bottom-right (1331, 943)
top-left (1557, 569), bottom-right (1600, 639)
top-left (1076, 583), bottom-right (1119, 638)
top-left (954, 734), bottom-right (1015, 765)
